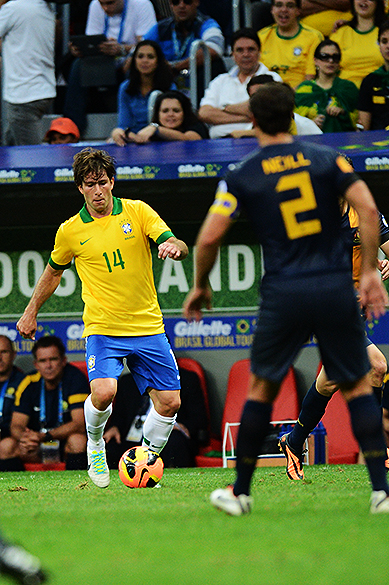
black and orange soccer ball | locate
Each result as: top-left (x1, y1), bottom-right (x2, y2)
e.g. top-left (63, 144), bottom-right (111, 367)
top-left (118, 446), bottom-right (164, 488)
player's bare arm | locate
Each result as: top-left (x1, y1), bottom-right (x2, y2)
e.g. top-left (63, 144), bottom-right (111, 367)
top-left (16, 264), bottom-right (64, 340)
top-left (378, 240), bottom-right (389, 280)
top-left (158, 237), bottom-right (188, 260)
top-left (345, 180), bottom-right (388, 318)
top-left (183, 212), bottom-right (232, 321)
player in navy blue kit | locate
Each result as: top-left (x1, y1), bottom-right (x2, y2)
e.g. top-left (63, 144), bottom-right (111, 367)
top-left (280, 198), bottom-right (389, 480)
top-left (183, 82), bottom-right (389, 515)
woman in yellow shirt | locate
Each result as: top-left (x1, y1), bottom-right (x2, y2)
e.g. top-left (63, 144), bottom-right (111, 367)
top-left (330, 0), bottom-right (386, 88)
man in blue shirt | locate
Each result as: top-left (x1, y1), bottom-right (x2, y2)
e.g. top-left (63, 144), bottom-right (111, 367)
top-left (144, 0), bottom-right (226, 104)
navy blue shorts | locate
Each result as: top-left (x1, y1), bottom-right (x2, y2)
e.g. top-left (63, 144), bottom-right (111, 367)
top-left (85, 333), bottom-right (180, 393)
top-left (251, 272), bottom-right (370, 385)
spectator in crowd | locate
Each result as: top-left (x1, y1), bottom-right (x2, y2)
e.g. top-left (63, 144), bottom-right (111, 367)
top-left (44, 117), bottom-right (80, 144)
top-left (10, 336), bottom-right (89, 471)
top-left (110, 40), bottom-right (175, 146)
top-left (0, 0), bottom-right (56, 146)
top-left (330, 0), bottom-right (386, 89)
top-left (103, 365), bottom-right (209, 468)
top-left (227, 74), bottom-right (322, 137)
top-left (143, 0), bottom-right (226, 105)
top-left (0, 336), bottom-right (25, 472)
top-left (127, 89), bottom-right (208, 143)
top-left (257, 0), bottom-right (323, 89)
top-left (294, 39), bottom-right (359, 132)
top-left (198, 28), bottom-right (282, 139)
top-left (358, 19), bottom-right (389, 130)
top-left (300, 1), bottom-right (352, 36)
top-left (63, 0), bottom-right (157, 134)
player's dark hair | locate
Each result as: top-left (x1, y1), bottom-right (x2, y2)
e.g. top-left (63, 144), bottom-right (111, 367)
top-left (349, 0), bottom-right (385, 29)
top-left (32, 336), bottom-right (66, 359)
top-left (73, 148), bottom-right (116, 186)
top-left (0, 335), bottom-right (15, 353)
top-left (231, 27), bottom-right (261, 50)
top-left (249, 83), bottom-right (295, 135)
top-left (378, 18), bottom-right (389, 41)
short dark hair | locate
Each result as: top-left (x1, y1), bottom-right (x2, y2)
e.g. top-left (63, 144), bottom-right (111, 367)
top-left (0, 335), bottom-right (15, 353)
top-left (32, 336), bottom-right (66, 359)
top-left (378, 18), bottom-right (389, 41)
top-left (231, 27), bottom-right (261, 51)
top-left (271, 0), bottom-right (301, 9)
top-left (73, 148), bottom-right (116, 186)
top-left (247, 74), bottom-right (277, 95)
top-left (249, 83), bottom-right (295, 135)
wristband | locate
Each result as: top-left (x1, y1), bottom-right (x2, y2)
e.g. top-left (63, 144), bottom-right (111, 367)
top-left (44, 431), bottom-right (53, 442)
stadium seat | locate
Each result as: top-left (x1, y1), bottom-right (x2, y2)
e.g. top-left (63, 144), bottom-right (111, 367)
top-left (196, 358), bottom-right (300, 467)
top-left (69, 360), bottom-right (88, 379)
top-left (24, 462), bottom-right (66, 471)
top-left (314, 362), bottom-right (360, 464)
top-left (321, 387), bottom-right (360, 464)
top-left (176, 357), bottom-right (221, 467)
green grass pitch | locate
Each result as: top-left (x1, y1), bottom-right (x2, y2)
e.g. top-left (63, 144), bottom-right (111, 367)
top-left (1, 465), bottom-right (389, 585)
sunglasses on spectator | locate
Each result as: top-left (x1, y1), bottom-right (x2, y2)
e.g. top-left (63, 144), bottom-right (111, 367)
top-left (317, 53), bottom-right (341, 63)
top-left (171, 0), bottom-right (193, 5)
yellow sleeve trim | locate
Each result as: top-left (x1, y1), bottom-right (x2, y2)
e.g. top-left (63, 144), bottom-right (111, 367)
top-left (14, 372), bottom-right (41, 407)
top-left (68, 393), bottom-right (89, 405)
top-left (209, 191), bottom-right (239, 218)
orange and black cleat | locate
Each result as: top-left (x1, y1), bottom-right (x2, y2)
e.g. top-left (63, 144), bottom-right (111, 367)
top-left (279, 433), bottom-right (305, 480)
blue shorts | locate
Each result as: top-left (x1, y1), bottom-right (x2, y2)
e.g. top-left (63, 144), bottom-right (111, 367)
top-left (251, 272), bottom-right (370, 385)
top-left (85, 333), bottom-right (180, 394)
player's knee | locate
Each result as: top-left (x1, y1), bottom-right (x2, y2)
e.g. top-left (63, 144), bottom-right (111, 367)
top-left (0, 437), bottom-right (19, 459)
top-left (370, 360), bottom-right (387, 387)
top-left (65, 433), bottom-right (87, 454)
top-left (154, 391), bottom-right (181, 417)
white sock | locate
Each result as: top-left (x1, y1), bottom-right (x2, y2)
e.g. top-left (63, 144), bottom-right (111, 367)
top-left (142, 405), bottom-right (177, 453)
top-left (84, 395), bottom-right (112, 450)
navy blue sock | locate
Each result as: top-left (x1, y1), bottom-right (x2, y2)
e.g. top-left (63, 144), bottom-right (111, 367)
top-left (348, 393), bottom-right (389, 494)
top-left (288, 381), bottom-right (331, 453)
top-left (234, 400), bottom-right (272, 496)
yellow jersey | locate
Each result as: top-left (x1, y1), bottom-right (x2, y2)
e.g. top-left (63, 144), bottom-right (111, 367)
top-left (49, 197), bottom-right (174, 337)
top-left (330, 25), bottom-right (384, 88)
top-left (258, 23), bottom-right (323, 88)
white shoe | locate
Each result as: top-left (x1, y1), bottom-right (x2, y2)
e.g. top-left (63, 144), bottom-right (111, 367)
top-left (370, 490), bottom-right (389, 513)
top-left (210, 486), bottom-right (253, 516)
top-left (87, 445), bottom-right (110, 488)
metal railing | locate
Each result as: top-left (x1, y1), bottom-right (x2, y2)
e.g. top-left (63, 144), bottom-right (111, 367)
top-left (232, 0), bottom-right (253, 31)
top-left (189, 40), bottom-right (211, 109)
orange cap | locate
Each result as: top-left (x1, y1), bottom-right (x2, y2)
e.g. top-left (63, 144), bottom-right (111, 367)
top-left (45, 117), bottom-right (80, 140)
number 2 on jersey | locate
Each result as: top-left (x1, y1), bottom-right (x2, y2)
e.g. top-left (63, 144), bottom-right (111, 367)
top-left (103, 249), bottom-right (125, 273)
top-left (276, 171), bottom-right (322, 240)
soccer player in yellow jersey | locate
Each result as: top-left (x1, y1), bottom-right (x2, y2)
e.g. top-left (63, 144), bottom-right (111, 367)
top-left (258, 0), bottom-right (323, 88)
top-left (16, 148), bottom-right (188, 488)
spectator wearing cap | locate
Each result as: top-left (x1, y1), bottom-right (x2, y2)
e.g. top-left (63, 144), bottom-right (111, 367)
top-left (44, 117), bottom-right (80, 144)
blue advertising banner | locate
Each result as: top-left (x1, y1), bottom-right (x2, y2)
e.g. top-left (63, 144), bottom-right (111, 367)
top-left (1, 312), bottom-right (388, 356)
top-left (1, 131), bottom-right (389, 185)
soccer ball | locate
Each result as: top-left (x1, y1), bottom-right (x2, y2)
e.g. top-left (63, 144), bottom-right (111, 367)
top-left (118, 446), bottom-right (164, 488)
